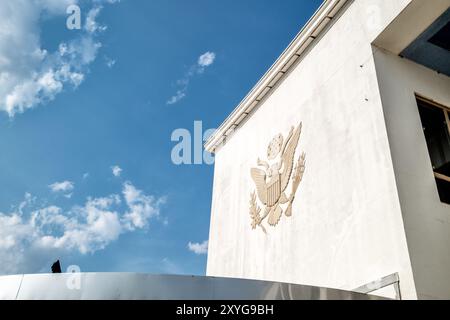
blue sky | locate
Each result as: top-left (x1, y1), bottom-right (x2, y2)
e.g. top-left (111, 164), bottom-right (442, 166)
top-left (0, 0), bottom-right (322, 276)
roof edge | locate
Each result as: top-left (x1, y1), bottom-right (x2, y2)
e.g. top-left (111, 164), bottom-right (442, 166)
top-left (205, 0), bottom-right (351, 153)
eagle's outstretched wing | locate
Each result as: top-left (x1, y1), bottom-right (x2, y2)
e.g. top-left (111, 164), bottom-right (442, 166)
top-left (280, 123), bottom-right (302, 192)
top-left (251, 168), bottom-right (267, 205)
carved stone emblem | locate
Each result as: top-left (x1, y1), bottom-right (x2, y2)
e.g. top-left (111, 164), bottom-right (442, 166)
top-left (249, 122), bottom-right (306, 233)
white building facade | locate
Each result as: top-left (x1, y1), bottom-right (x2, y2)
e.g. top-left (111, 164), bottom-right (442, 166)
top-left (205, 0), bottom-right (450, 300)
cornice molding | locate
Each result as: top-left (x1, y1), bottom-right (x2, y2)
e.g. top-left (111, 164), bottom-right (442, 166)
top-left (205, 0), bottom-right (351, 153)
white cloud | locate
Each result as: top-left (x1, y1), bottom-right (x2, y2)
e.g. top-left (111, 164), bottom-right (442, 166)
top-left (0, 0), bottom-right (118, 117)
top-left (198, 52), bottom-right (216, 68)
top-left (0, 181), bottom-right (165, 275)
top-left (167, 90), bottom-right (186, 105)
top-left (167, 51), bottom-right (216, 105)
top-left (40, 195), bottom-right (124, 254)
top-left (188, 240), bottom-right (209, 255)
top-left (61, 37), bottom-right (103, 65)
top-left (85, 6), bottom-right (107, 34)
top-left (49, 181), bottom-right (75, 193)
top-left (111, 165), bottom-right (122, 177)
top-left (122, 182), bottom-right (166, 230)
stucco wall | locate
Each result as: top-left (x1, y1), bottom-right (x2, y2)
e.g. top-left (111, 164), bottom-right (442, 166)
top-left (374, 49), bottom-right (450, 300)
top-left (207, 0), bottom-right (418, 299)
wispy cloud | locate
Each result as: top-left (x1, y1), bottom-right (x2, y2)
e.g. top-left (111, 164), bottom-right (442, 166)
top-left (122, 181), bottom-right (166, 231)
top-left (167, 51), bottom-right (216, 105)
top-left (198, 52), bottom-right (216, 68)
top-left (0, 180), bottom-right (166, 275)
top-left (161, 257), bottom-right (184, 275)
top-left (0, 0), bottom-right (119, 117)
top-left (188, 240), bottom-right (209, 255)
top-left (105, 56), bottom-right (116, 68)
top-left (111, 165), bottom-right (122, 177)
top-left (167, 90), bottom-right (186, 105)
top-left (85, 6), bottom-right (107, 34)
top-left (49, 181), bottom-right (74, 194)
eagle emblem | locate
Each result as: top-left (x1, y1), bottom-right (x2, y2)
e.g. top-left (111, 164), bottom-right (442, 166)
top-left (249, 122), bottom-right (306, 233)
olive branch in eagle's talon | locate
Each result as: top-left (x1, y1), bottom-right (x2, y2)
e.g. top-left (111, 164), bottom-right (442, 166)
top-left (249, 192), bottom-right (266, 234)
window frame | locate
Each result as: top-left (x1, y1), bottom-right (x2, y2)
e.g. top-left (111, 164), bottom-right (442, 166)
top-left (415, 94), bottom-right (450, 203)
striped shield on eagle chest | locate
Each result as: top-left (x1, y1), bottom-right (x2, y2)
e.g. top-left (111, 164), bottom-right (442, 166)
top-left (266, 174), bottom-right (281, 207)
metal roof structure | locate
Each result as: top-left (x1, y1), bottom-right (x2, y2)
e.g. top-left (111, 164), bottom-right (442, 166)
top-left (0, 273), bottom-right (386, 300)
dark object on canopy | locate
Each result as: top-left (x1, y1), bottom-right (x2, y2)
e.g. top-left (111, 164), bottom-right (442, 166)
top-left (51, 260), bottom-right (62, 274)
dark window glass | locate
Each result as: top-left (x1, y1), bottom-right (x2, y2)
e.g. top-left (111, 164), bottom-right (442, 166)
top-left (436, 178), bottom-right (450, 204)
top-left (429, 21), bottom-right (450, 52)
top-left (417, 98), bottom-right (450, 205)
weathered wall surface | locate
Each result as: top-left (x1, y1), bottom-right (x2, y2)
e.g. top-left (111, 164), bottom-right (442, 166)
top-left (374, 49), bottom-right (450, 299)
top-left (207, 0), bottom-right (418, 299)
